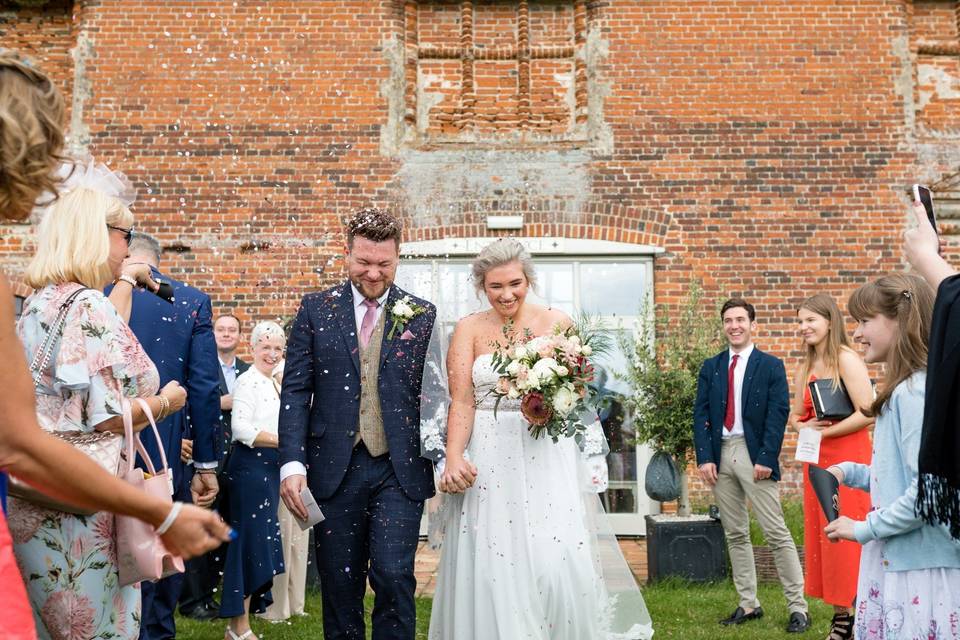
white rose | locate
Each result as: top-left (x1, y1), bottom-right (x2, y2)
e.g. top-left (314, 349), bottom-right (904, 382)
top-left (581, 345), bottom-right (593, 356)
top-left (532, 358), bottom-right (560, 380)
top-left (552, 386), bottom-right (578, 416)
top-left (526, 336), bottom-right (548, 352)
top-left (513, 345), bottom-right (529, 360)
top-left (506, 360), bottom-right (522, 376)
top-left (507, 385), bottom-right (521, 399)
top-left (392, 300), bottom-right (414, 318)
top-left (568, 335), bottom-right (581, 345)
top-left (525, 369), bottom-right (542, 390)
top-left (555, 365), bottom-right (569, 377)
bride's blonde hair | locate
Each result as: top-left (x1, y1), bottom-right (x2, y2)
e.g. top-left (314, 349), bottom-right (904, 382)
top-left (471, 238), bottom-right (538, 294)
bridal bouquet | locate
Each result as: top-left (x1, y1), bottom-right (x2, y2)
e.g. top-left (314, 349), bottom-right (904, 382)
top-left (488, 319), bottom-right (608, 442)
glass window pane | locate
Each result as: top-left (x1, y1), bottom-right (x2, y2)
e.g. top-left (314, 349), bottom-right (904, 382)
top-left (395, 261), bottom-right (434, 301)
top-left (526, 262), bottom-right (575, 314)
top-left (580, 262), bottom-right (647, 317)
top-left (438, 262), bottom-right (485, 321)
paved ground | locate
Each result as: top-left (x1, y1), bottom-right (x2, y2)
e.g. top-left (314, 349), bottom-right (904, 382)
top-left (414, 538), bottom-right (649, 597)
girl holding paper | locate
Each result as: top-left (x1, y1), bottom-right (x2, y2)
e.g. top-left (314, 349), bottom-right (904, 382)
top-left (825, 274), bottom-right (960, 640)
top-left (790, 293), bottom-right (874, 639)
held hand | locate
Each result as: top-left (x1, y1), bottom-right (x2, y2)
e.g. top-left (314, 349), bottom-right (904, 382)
top-left (159, 504), bottom-right (232, 558)
top-left (698, 463), bottom-right (718, 487)
top-left (220, 393), bottom-right (233, 411)
top-left (160, 381), bottom-right (187, 413)
top-left (180, 438), bottom-right (193, 463)
top-left (827, 465), bottom-right (845, 484)
top-left (440, 455), bottom-right (478, 494)
top-left (904, 200), bottom-right (941, 267)
top-left (121, 262), bottom-right (159, 292)
top-left (753, 464), bottom-right (773, 482)
top-left (280, 474), bottom-right (309, 521)
top-left (824, 515), bottom-right (858, 542)
top-left (190, 472), bottom-right (218, 508)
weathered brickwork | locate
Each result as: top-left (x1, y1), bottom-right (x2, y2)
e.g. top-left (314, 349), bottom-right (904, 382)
top-left (2, 0), bottom-right (958, 500)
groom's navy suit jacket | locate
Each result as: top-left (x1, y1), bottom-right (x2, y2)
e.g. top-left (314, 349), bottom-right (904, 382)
top-left (279, 281), bottom-right (437, 502)
top-left (692, 347), bottom-right (790, 481)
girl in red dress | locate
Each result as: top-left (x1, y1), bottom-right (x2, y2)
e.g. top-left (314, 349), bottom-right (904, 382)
top-left (790, 294), bottom-right (874, 640)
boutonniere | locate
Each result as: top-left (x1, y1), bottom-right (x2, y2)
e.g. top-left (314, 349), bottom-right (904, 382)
top-left (387, 295), bottom-right (426, 340)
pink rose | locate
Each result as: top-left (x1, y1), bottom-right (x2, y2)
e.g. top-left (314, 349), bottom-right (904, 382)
top-left (496, 377), bottom-right (512, 395)
top-left (40, 590), bottom-right (96, 640)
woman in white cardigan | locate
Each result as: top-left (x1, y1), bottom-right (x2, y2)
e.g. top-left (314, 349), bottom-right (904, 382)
top-left (220, 321), bottom-right (290, 640)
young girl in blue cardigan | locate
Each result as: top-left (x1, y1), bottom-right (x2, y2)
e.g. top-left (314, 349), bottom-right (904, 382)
top-left (825, 273), bottom-right (960, 639)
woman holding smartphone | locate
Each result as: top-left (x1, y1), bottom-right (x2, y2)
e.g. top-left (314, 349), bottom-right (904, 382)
top-left (789, 294), bottom-right (874, 640)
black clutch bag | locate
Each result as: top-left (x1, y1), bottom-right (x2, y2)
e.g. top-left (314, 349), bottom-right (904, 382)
top-left (807, 465), bottom-right (840, 522)
top-left (808, 378), bottom-right (855, 421)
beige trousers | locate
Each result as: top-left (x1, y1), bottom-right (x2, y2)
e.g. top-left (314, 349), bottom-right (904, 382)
top-left (262, 501), bottom-right (311, 620)
top-left (713, 437), bottom-right (806, 614)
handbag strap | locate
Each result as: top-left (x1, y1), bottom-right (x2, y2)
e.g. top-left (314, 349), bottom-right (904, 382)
top-left (122, 397), bottom-right (175, 497)
top-left (28, 287), bottom-right (91, 389)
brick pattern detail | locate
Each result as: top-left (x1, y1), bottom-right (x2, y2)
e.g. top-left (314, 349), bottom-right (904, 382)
top-left (408, 0), bottom-right (587, 144)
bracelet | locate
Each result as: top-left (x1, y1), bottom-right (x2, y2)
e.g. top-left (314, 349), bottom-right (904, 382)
top-left (116, 274), bottom-right (138, 288)
top-left (156, 394), bottom-right (170, 421)
top-left (155, 501), bottom-right (183, 535)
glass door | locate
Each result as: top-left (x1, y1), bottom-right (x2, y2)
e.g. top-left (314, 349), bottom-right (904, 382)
top-left (396, 253), bottom-right (656, 535)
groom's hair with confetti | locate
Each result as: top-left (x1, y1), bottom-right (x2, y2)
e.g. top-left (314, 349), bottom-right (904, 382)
top-left (346, 207), bottom-right (402, 249)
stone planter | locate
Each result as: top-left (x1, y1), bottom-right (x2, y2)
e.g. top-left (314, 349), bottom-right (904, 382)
top-left (644, 514), bottom-right (728, 582)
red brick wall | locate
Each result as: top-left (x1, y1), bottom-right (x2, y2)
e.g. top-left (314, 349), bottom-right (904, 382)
top-left (3, 0), bottom-right (957, 499)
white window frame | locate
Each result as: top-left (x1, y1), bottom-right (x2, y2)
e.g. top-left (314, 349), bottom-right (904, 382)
top-left (400, 237), bottom-right (663, 535)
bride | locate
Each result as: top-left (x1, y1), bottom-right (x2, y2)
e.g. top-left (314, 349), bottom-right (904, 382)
top-left (420, 239), bottom-right (654, 640)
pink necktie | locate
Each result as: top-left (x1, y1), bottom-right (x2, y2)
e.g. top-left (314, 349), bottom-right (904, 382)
top-left (723, 354), bottom-right (739, 431)
top-left (359, 298), bottom-right (379, 348)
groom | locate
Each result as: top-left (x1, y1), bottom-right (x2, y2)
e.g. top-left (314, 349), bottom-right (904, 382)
top-left (279, 208), bottom-right (436, 639)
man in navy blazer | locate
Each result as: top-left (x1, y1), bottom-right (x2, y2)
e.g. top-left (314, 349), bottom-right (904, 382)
top-left (693, 298), bottom-right (809, 633)
top-left (114, 233), bottom-right (222, 640)
top-left (279, 208), bottom-right (436, 640)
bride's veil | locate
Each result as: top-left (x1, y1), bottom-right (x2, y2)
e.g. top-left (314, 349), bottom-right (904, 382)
top-left (417, 319), bottom-right (653, 638)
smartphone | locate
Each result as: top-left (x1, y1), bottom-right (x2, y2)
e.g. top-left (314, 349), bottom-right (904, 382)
top-left (913, 184), bottom-right (938, 234)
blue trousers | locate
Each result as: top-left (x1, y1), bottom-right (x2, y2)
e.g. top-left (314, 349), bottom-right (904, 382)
top-left (310, 443), bottom-right (424, 640)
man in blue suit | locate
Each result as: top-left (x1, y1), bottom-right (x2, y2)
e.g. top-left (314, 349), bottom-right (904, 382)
top-left (693, 298), bottom-right (809, 633)
top-left (279, 208), bottom-right (436, 640)
top-left (115, 233), bottom-right (222, 640)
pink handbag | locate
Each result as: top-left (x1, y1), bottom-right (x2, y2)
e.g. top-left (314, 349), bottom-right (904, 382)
top-left (115, 397), bottom-right (185, 587)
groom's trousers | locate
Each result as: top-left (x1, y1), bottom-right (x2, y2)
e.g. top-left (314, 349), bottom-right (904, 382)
top-left (311, 442), bottom-right (424, 640)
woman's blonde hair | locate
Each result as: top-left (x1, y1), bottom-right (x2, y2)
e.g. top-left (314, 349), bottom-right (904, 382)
top-left (471, 238), bottom-right (538, 294)
top-left (25, 187), bottom-right (134, 290)
top-left (798, 293), bottom-right (854, 391)
top-left (0, 51), bottom-right (66, 221)
top-left (847, 273), bottom-right (934, 417)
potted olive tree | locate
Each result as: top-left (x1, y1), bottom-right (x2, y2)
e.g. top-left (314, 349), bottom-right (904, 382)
top-left (621, 282), bottom-right (728, 581)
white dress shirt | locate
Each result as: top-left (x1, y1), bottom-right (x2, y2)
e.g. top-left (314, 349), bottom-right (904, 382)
top-left (279, 284), bottom-right (393, 482)
top-left (231, 366), bottom-right (280, 448)
top-left (219, 354), bottom-right (239, 394)
top-left (722, 343), bottom-right (755, 439)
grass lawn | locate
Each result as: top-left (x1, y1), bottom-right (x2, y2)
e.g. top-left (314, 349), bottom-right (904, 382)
top-left (175, 579), bottom-right (836, 639)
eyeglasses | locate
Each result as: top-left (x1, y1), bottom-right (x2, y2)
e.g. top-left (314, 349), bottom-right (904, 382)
top-left (107, 224), bottom-right (134, 245)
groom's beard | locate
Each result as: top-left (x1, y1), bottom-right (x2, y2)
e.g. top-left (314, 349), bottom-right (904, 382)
top-left (350, 276), bottom-right (392, 300)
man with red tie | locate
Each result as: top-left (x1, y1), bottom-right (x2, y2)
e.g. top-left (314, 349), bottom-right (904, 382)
top-left (693, 298), bottom-right (809, 633)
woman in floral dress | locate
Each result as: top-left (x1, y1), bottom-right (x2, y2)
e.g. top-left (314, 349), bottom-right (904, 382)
top-left (9, 175), bottom-right (189, 640)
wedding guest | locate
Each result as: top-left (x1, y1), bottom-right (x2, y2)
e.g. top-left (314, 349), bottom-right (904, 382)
top-left (261, 358), bottom-right (310, 622)
top-left (10, 164), bottom-right (203, 639)
top-left (903, 201), bottom-right (960, 540)
top-left (179, 313), bottom-right (250, 622)
top-left (220, 321), bottom-right (286, 640)
top-left (789, 294), bottom-right (873, 639)
top-left (825, 274), bottom-right (960, 638)
top-left (693, 299), bottom-right (810, 632)
top-left (0, 50), bottom-right (229, 640)
top-left (109, 231), bottom-right (223, 640)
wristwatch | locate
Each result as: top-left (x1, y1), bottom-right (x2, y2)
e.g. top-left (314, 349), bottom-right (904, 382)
top-left (116, 274), bottom-right (138, 287)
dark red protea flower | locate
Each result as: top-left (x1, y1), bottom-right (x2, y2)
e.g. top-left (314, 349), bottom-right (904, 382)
top-left (521, 391), bottom-right (553, 427)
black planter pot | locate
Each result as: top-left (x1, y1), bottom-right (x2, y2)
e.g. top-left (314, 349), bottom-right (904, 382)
top-left (645, 514), bottom-right (728, 582)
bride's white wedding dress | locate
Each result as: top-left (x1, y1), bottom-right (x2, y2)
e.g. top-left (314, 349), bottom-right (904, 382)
top-left (427, 354), bottom-right (654, 640)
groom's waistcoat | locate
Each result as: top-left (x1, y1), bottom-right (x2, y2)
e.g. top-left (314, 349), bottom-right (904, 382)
top-left (356, 307), bottom-right (388, 456)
